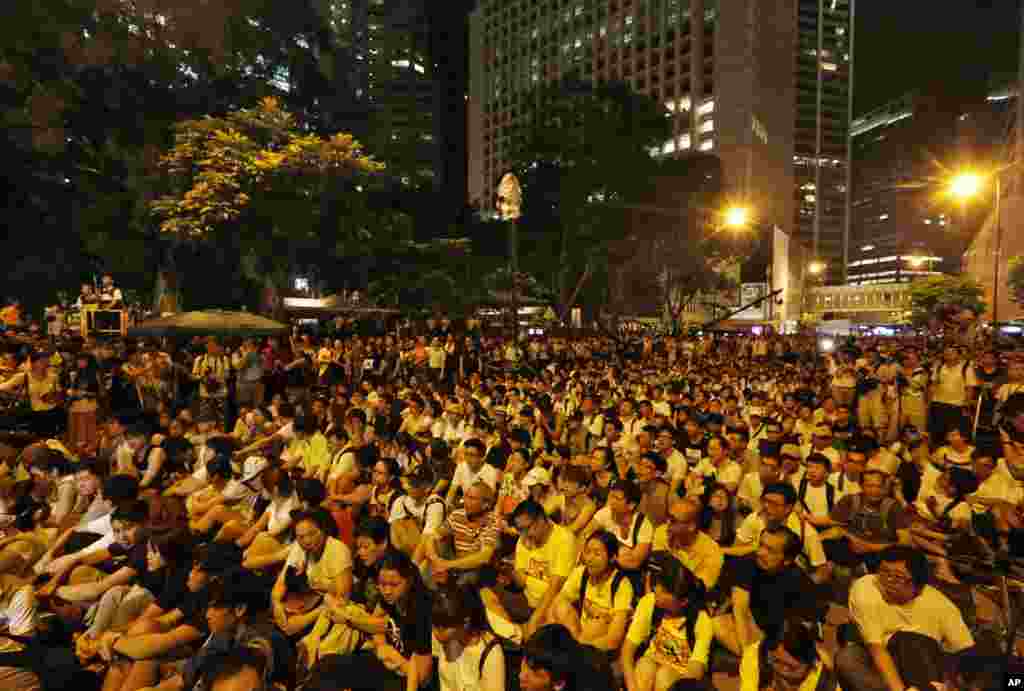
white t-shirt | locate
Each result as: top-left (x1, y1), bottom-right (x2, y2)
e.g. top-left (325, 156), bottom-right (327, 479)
top-left (432, 633), bottom-right (505, 691)
top-left (390, 494), bottom-right (446, 536)
top-left (849, 575), bottom-right (974, 651)
top-left (451, 462), bottom-right (500, 496)
top-left (664, 449), bottom-right (688, 484)
top-left (735, 512), bottom-right (827, 568)
top-left (590, 506), bottom-right (654, 549)
top-left (693, 458), bottom-right (743, 488)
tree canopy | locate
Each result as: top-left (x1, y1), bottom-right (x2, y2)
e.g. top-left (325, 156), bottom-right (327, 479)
top-left (908, 274), bottom-right (987, 328)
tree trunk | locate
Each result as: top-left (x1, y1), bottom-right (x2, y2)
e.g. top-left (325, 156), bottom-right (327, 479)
top-left (153, 244), bottom-right (182, 314)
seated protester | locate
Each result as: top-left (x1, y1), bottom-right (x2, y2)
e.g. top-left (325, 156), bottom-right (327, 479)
top-left (654, 426), bottom-right (689, 496)
top-left (836, 546), bottom-right (975, 691)
top-left (908, 467), bottom-right (979, 572)
top-left (588, 446), bottom-right (619, 505)
top-left (21, 446), bottom-right (79, 529)
top-left (830, 441), bottom-right (867, 500)
top-left (299, 516), bottom-right (392, 668)
top-left (431, 585), bottom-right (507, 691)
top-left (271, 508), bottom-right (353, 637)
top-left (361, 458), bottom-right (404, 522)
top-left (737, 442), bottom-right (784, 516)
top-left (653, 497), bottom-right (725, 591)
top-left (236, 465), bottom-right (299, 570)
top-left (0, 498), bottom-right (59, 584)
top-left (283, 414), bottom-right (332, 481)
top-left (74, 530), bottom-right (193, 660)
top-left (712, 526), bottom-right (822, 656)
top-left (48, 500), bottom-right (151, 627)
top-left (304, 550), bottom-right (433, 691)
top-left (35, 474), bottom-right (140, 579)
top-left (635, 451), bottom-right (672, 527)
top-left (691, 435), bottom-right (742, 496)
top-left (621, 554), bottom-right (714, 691)
top-left (423, 480), bottom-right (498, 589)
top-left (931, 425), bottom-right (975, 471)
top-left (779, 444), bottom-right (805, 488)
top-left (325, 409), bottom-right (367, 496)
top-left (725, 483), bottom-right (831, 585)
top-left (445, 438), bottom-right (500, 506)
top-left (390, 466), bottom-right (446, 559)
top-left (0, 575), bottom-right (44, 691)
top-left (160, 575), bottom-right (280, 691)
top-left (794, 454), bottom-right (837, 529)
top-left (190, 646), bottom-right (271, 691)
top-left (482, 499), bottom-right (574, 640)
top-left (524, 465), bottom-right (562, 519)
top-left (112, 424), bottom-right (152, 479)
top-left (585, 478), bottom-right (654, 592)
top-left (739, 618), bottom-right (838, 691)
top-left (555, 464), bottom-right (598, 541)
top-left (551, 530), bottom-right (633, 652)
top-left (186, 455), bottom-right (258, 541)
top-left (701, 482), bottom-right (741, 548)
top-left (161, 433), bottom-right (233, 498)
top-left (495, 449), bottom-right (532, 531)
top-left (519, 623), bottom-right (616, 691)
top-left (820, 469), bottom-right (912, 574)
top-left (891, 429), bottom-right (932, 507)
top-left (803, 426), bottom-right (842, 474)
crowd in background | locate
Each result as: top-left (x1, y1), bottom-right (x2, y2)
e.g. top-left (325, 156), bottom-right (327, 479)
top-left (0, 323), bottom-right (1019, 691)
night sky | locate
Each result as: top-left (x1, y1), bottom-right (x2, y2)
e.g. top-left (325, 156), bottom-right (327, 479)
top-left (855, 0), bottom-right (1021, 113)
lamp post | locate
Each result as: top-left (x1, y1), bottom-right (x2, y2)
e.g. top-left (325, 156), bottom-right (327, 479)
top-left (497, 173), bottom-right (523, 343)
top-left (949, 171), bottom-right (1003, 330)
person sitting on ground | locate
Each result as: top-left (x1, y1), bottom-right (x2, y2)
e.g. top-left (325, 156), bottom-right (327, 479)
top-left (712, 526), bottom-right (821, 657)
top-left (835, 545), bottom-right (975, 691)
top-left (423, 480), bottom-right (498, 589)
top-left (621, 553), bottom-right (714, 691)
top-left (186, 456), bottom-right (256, 541)
top-left (482, 498), bottom-right (574, 640)
top-left (653, 497), bottom-right (724, 591)
top-left (430, 584), bottom-right (507, 691)
top-left (584, 478), bottom-right (654, 592)
top-left (820, 469), bottom-right (912, 575)
top-left (303, 549), bottom-right (434, 691)
top-left (518, 623), bottom-right (616, 691)
top-left (635, 451), bottom-right (672, 527)
top-left (793, 454), bottom-right (837, 529)
top-left (298, 516), bottom-right (391, 669)
top-left (271, 508), bottom-right (352, 637)
top-left (550, 529), bottom-right (633, 652)
top-left (739, 618), bottom-right (839, 691)
top-left (445, 438), bottom-right (500, 506)
top-left (235, 465), bottom-right (299, 569)
top-left (555, 463), bottom-right (597, 542)
top-left (389, 466), bottom-right (446, 560)
top-left (701, 482), bottom-right (741, 548)
top-left (691, 435), bottom-right (742, 496)
top-left (736, 442), bottom-right (784, 516)
top-left (725, 482), bottom-right (831, 585)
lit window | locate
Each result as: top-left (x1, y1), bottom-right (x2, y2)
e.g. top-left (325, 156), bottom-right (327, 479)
top-left (861, 245), bottom-right (875, 252)
top-left (679, 96), bottom-right (691, 111)
top-left (879, 213), bottom-right (889, 220)
top-left (679, 133), bottom-right (691, 150)
top-left (698, 99), bottom-right (714, 115)
top-left (804, 194), bottom-right (816, 203)
top-left (699, 140), bottom-right (713, 151)
top-left (700, 119), bottom-right (714, 133)
top-left (662, 139), bottom-right (676, 154)
top-left (599, 25), bottom-right (607, 37)
top-left (392, 59), bottom-right (410, 68)
top-left (624, 31), bottom-right (632, 44)
top-left (294, 277), bottom-right (310, 291)
top-left (625, 15), bottom-right (633, 25)
top-left (923, 219), bottom-right (932, 225)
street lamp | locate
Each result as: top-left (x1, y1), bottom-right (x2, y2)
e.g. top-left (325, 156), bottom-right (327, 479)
top-left (723, 206), bottom-right (750, 230)
top-left (948, 169), bottom-right (1003, 330)
top-left (808, 260), bottom-right (826, 275)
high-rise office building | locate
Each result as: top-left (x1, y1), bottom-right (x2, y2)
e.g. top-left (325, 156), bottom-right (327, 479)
top-left (792, 0), bottom-right (853, 282)
top-left (848, 85), bottom-right (1014, 286)
top-left (468, 0), bottom-right (798, 242)
top-left (325, 0), bottom-right (442, 192)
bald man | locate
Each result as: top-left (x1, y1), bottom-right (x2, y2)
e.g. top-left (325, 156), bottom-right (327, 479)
top-left (651, 497), bottom-right (724, 590)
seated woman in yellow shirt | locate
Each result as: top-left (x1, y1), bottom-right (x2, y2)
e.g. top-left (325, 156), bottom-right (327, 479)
top-left (621, 553), bottom-right (713, 691)
top-left (738, 618), bottom-right (837, 691)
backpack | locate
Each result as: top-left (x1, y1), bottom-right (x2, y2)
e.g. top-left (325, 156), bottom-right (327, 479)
top-left (577, 569), bottom-right (629, 615)
top-left (847, 494), bottom-right (897, 537)
top-left (633, 603), bottom-right (700, 663)
top-left (798, 476), bottom-right (835, 514)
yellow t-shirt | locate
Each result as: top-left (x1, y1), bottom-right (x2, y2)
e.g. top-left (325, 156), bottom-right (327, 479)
top-left (652, 527), bottom-right (724, 590)
top-left (286, 536), bottom-right (353, 595)
top-left (559, 565), bottom-right (634, 628)
top-left (290, 432), bottom-right (331, 478)
top-left (626, 593), bottom-right (713, 674)
top-left (514, 523), bottom-right (576, 608)
top-left (739, 641), bottom-right (825, 691)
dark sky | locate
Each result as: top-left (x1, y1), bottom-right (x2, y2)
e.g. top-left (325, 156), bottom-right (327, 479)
top-left (855, 0), bottom-right (1021, 114)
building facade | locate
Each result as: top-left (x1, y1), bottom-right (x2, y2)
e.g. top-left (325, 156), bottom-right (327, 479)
top-left (848, 85), bottom-right (1016, 287)
top-left (792, 0), bottom-right (853, 282)
top-left (467, 0), bottom-right (798, 241)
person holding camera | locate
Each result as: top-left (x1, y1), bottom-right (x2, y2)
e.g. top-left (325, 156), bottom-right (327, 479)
top-left (192, 338), bottom-right (231, 430)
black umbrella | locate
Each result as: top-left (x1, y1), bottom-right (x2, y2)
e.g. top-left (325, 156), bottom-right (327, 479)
top-left (128, 310), bottom-right (289, 339)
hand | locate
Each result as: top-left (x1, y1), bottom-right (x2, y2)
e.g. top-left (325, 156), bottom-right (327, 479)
top-left (98, 632), bottom-right (122, 662)
top-left (272, 600), bottom-right (288, 628)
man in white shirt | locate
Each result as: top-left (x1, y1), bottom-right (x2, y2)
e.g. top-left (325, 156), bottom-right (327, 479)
top-left (446, 438), bottom-right (499, 506)
top-left (929, 345), bottom-right (977, 451)
top-left (737, 441), bottom-right (784, 515)
top-left (837, 545), bottom-right (975, 691)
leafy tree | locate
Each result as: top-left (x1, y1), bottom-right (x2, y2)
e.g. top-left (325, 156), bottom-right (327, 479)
top-left (150, 96), bottom-right (404, 313)
top-left (509, 77), bottom-right (672, 320)
top-left (908, 275), bottom-right (987, 328)
top-left (1009, 255), bottom-right (1024, 306)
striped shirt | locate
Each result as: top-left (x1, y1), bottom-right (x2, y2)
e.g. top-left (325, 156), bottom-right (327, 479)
top-left (445, 508), bottom-right (499, 559)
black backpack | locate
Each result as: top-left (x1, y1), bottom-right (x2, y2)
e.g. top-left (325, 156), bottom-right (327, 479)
top-left (798, 476), bottom-right (835, 514)
top-left (577, 569), bottom-right (630, 615)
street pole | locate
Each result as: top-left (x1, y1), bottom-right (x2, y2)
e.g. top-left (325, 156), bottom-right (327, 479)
top-left (993, 175), bottom-right (1003, 331)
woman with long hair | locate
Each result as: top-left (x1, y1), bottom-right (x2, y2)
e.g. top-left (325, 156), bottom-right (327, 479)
top-left (0, 350), bottom-right (64, 438)
top-left (701, 483), bottom-right (739, 548)
top-left (621, 554), bottom-right (713, 691)
top-left (432, 584), bottom-right (506, 691)
top-left (66, 350), bottom-right (101, 452)
top-left (305, 549), bottom-right (434, 691)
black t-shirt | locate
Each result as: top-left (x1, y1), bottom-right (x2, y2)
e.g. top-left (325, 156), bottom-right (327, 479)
top-left (380, 587), bottom-right (432, 658)
top-left (153, 565), bottom-right (192, 612)
top-left (730, 556), bottom-right (819, 636)
top-left (108, 540), bottom-right (148, 577)
top-left (897, 460), bottom-right (924, 505)
top-left (178, 586), bottom-right (212, 631)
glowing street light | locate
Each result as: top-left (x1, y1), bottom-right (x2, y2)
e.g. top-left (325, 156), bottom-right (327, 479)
top-left (808, 260), bottom-right (826, 275)
top-left (723, 206), bottom-right (750, 229)
top-left (949, 172), bottom-right (983, 201)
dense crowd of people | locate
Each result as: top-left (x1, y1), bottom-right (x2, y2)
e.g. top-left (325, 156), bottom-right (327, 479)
top-left (0, 324), bottom-right (1020, 691)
